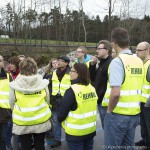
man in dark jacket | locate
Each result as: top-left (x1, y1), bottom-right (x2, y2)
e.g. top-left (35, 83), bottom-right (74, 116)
top-left (0, 55), bottom-right (12, 150)
top-left (89, 40), bottom-right (113, 128)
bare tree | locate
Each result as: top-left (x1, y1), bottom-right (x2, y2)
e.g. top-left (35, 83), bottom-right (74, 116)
top-left (108, 0), bottom-right (117, 40)
top-left (61, 0), bottom-right (69, 46)
top-left (79, 0), bottom-right (87, 45)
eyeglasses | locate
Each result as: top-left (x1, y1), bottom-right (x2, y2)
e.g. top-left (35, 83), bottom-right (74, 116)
top-left (97, 48), bottom-right (106, 50)
top-left (70, 70), bottom-right (77, 73)
top-left (136, 49), bottom-right (147, 52)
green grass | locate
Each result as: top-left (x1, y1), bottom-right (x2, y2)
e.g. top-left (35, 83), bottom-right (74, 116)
top-left (0, 38), bottom-right (97, 46)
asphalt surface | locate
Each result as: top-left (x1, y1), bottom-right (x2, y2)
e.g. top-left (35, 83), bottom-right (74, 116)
top-left (12, 113), bottom-right (142, 150)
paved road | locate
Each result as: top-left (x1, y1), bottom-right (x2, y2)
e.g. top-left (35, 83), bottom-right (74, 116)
top-left (12, 112), bottom-right (142, 150)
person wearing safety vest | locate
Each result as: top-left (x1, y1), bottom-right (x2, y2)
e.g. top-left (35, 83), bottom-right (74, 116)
top-left (102, 27), bottom-right (144, 149)
top-left (74, 46), bottom-right (91, 68)
top-left (43, 58), bottom-right (58, 146)
top-left (0, 55), bottom-right (12, 150)
top-left (49, 55), bottom-right (71, 148)
top-left (9, 57), bottom-right (51, 150)
top-left (8, 56), bottom-right (21, 150)
top-left (135, 42), bottom-right (150, 148)
top-left (58, 63), bottom-right (98, 150)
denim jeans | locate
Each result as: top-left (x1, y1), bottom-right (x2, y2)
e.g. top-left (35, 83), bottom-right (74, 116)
top-left (0, 123), bottom-right (7, 150)
top-left (67, 137), bottom-right (94, 150)
top-left (140, 103), bottom-right (150, 146)
top-left (52, 110), bottom-right (61, 141)
top-left (98, 103), bottom-right (107, 129)
top-left (104, 112), bottom-right (139, 150)
top-left (6, 120), bottom-right (13, 148)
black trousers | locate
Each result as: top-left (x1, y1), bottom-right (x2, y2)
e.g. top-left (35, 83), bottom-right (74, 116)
top-left (19, 132), bottom-right (45, 150)
top-left (140, 103), bottom-right (150, 147)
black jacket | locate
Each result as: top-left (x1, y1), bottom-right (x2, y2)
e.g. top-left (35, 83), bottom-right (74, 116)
top-left (49, 66), bottom-right (70, 110)
top-left (57, 79), bottom-right (96, 141)
top-left (89, 56), bottom-right (113, 104)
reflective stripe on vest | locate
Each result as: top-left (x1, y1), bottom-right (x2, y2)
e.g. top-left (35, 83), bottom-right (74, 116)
top-left (102, 54), bottom-right (144, 115)
top-left (0, 74), bottom-right (10, 109)
top-left (64, 121), bottom-right (96, 130)
top-left (13, 109), bottom-right (50, 122)
top-left (142, 93), bottom-right (150, 99)
top-left (13, 90), bottom-right (51, 126)
top-left (106, 88), bottom-right (142, 96)
top-left (141, 60), bottom-right (150, 103)
top-left (103, 97), bottom-right (140, 107)
top-left (68, 110), bottom-right (97, 119)
top-left (52, 70), bottom-right (71, 96)
top-left (14, 102), bottom-right (47, 112)
top-left (62, 84), bottom-right (98, 136)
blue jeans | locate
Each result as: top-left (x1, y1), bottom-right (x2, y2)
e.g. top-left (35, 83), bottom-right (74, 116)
top-left (6, 120), bottom-right (13, 148)
top-left (98, 103), bottom-right (107, 129)
top-left (52, 110), bottom-right (61, 141)
top-left (104, 112), bottom-right (139, 150)
top-left (67, 137), bottom-right (94, 150)
top-left (0, 123), bottom-right (7, 150)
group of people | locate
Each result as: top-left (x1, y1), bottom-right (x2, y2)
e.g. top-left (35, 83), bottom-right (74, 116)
top-left (0, 27), bottom-right (149, 150)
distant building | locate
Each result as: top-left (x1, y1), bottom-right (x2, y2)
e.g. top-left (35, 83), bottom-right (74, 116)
top-left (0, 35), bottom-right (9, 39)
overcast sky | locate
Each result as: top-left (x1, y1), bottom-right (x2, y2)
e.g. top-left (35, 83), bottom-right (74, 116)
top-left (0, 0), bottom-right (150, 20)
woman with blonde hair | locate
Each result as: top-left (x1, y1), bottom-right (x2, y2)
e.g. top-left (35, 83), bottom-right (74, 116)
top-left (9, 57), bottom-right (52, 150)
top-left (44, 58), bottom-right (58, 79)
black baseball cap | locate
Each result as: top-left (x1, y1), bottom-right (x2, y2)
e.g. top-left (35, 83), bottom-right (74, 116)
top-left (58, 56), bottom-right (70, 63)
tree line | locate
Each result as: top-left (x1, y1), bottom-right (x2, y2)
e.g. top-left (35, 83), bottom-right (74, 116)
top-left (0, 2), bottom-right (150, 47)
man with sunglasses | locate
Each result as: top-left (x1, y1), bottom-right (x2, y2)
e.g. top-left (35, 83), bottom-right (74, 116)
top-left (135, 42), bottom-right (150, 149)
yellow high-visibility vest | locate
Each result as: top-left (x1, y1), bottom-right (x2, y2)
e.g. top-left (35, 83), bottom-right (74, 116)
top-left (141, 60), bottom-right (150, 103)
top-left (0, 74), bottom-right (10, 109)
top-left (52, 70), bottom-right (71, 96)
top-left (85, 60), bottom-right (91, 68)
top-left (62, 84), bottom-right (98, 136)
top-left (74, 59), bottom-right (91, 68)
top-left (13, 90), bottom-right (51, 126)
top-left (102, 54), bottom-right (144, 115)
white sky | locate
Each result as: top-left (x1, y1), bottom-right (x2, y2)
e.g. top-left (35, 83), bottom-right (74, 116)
top-left (0, 0), bottom-right (150, 20)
